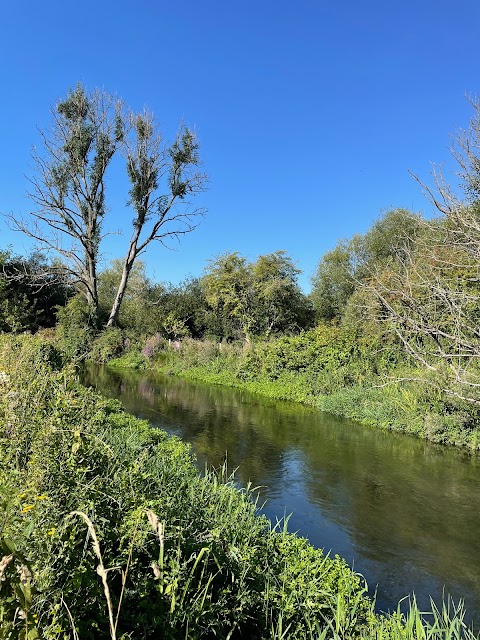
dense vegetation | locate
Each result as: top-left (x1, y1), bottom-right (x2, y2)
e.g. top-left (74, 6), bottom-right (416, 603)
top-left (3, 94), bottom-right (480, 636)
top-left (5, 206), bottom-right (480, 450)
top-left (1, 335), bottom-right (477, 639)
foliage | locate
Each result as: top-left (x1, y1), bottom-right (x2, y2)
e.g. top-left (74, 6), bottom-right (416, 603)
top-left (310, 209), bottom-right (422, 322)
top-left (0, 249), bottom-right (69, 333)
top-left (55, 295), bottom-right (94, 360)
top-left (202, 251), bottom-right (312, 341)
top-left (310, 239), bottom-right (358, 321)
top-left (90, 327), bottom-right (125, 364)
top-left (142, 333), bottom-right (167, 359)
top-left (0, 334), bottom-right (380, 638)
top-left (151, 328), bottom-right (480, 450)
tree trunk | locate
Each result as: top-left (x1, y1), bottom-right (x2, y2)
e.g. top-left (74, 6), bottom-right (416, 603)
top-left (106, 259), bottom-right (133, 327)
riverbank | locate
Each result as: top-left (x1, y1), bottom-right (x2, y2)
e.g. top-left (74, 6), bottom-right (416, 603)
top-left (1, 334), bottom-right (478, 638)
top-left (109, 329), bottom-right (480, 451)
top-left (0, 334), bottom-right (369, 638)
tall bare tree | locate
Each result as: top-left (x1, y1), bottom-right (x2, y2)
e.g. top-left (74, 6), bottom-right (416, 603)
top-left (8, 85), bottom-right (124, 322)
top-left (364, 98), bottom-right (480, 403)
top-left (7, 84), bottom-right (206, 327)
top-left (106, 112), bottom-right (206, 327)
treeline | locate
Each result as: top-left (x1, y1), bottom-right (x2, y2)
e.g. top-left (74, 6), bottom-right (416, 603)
top-left (0, 248), bottom-right (314, 341)
top-left (4, 99), bottom-right (480, 437)
top-left (0, 206), bottom-right (421, 341)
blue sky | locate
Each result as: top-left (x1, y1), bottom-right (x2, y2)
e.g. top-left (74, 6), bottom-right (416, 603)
top-left (1, 0), bottom-right (479, 290)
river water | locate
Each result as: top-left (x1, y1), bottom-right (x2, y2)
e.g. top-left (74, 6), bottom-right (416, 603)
top-left (82, 365), bottom-right (480, 622)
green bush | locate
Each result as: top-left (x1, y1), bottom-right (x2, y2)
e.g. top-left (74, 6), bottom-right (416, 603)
top-left (90, 327), bottom-right (125, 363)
top-left (55, 295), bottom-right (94, 360)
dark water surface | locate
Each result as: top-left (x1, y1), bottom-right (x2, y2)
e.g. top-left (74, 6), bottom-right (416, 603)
top-left (82, 365), bottom-right (480, 622)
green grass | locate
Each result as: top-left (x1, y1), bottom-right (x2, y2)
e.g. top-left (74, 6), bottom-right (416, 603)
top-left (1, 334), bottom-right (478, 638)
top-left (137, 335), bottom-right (480, 451)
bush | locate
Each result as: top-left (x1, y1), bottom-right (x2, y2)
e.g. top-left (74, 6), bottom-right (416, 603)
top-left (55, 295), bottom-right (94, 360)
top-left (90, 327), bottom-right (125, 363)
top-left (142, 333), bottom-right (168, 359)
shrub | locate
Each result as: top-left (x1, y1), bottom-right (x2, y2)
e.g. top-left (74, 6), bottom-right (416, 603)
top-left (142, 333), bottom-right (167, 359)
top-left (90, 327), bottom-right (125, 363)
top-left (55, 295), bottom-right (94, 360)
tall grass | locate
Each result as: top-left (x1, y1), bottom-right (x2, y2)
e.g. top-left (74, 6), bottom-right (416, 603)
top-left (0, 334), bottom-right (478, 638)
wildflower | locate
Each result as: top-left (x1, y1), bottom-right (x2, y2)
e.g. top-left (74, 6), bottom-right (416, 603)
top-left (35, 495), bottom-right (47, 500)
top-left (17, 493), bottom-right (27, 499)
top-left (21, 504), bottom-right (34, 513)
top-left (47, 527), bottom-right (56, 536)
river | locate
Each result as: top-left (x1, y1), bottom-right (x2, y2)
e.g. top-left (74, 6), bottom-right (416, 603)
top-left (82, 365), bottom-right (480, 623)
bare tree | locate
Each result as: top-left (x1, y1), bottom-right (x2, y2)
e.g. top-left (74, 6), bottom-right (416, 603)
top-left (364, 98), bottom-right (480, 403)
top-left (7, 85), bottom-right (124, 322)
top-left (106, 112), bottom-right (206, 327)
top-left (7, 84), bottom-right (206, 327)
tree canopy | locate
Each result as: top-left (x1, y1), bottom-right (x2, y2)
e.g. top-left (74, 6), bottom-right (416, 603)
top-left (202, 251), bottom-right (312, 341)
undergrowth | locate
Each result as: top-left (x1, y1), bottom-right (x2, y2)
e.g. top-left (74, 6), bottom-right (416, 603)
top-left (129, 329), bottom-right (480, 450)
top-left (1, 334), bottom-right (477, 638)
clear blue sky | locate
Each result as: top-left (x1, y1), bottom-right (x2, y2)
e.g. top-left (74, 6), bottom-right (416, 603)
top-left (1, 0), bottom-right (479, 290)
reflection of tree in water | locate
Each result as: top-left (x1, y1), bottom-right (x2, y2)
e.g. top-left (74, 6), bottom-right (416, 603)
top-left (82, 365), bottom-right (480, 622)
top-left (138, 379), bottom-right (156, 406)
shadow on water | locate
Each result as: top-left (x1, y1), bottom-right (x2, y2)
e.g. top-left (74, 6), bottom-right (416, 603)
top-left (82, 365), bottom-right (480, 624)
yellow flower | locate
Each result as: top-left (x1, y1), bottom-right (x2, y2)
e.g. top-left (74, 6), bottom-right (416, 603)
top-left (18, 493), bottom-right (27, 499)
top-left (35, 495), bottom-right (47, 500)
top-left (21, 504), bottom-right (35, 513)
top-left (47, 527), bottom-right (56, 536)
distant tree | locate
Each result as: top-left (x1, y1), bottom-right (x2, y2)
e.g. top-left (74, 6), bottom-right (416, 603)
top-left (0, 249), bottom-right (69, 332)
top-left (6, 84), bottom-right (206, 327)
top-left (310, 209), bottom-right (422, 322)
top-left (157, 278), bottom-right (207, 339)
top-left (202, 252), bottom-right (255, 341)
top-left (252, 251), bottom-right (312, 335)
top-left (310, 239), bottom-right (359, 321)
top-left (202, 251), bottom-right (311, 341)
top-left (359, 208), bottom-right (423, 276)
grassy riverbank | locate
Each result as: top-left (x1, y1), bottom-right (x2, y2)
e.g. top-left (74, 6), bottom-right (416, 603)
top-left (109, 326), bottom-right (480, 451)
top-left (1, 334), bottom-right (478, 638)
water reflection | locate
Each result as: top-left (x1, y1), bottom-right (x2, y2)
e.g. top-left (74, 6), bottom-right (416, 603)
top-left (82, 366), bottom-right (480, 622)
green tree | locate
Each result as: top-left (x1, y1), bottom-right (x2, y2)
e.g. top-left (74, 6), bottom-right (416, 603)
top-left (157, 278), bottom-right (207, 339)
top-left (252, 251), bottom-right (312, 335)
top-left (202, 251), bottom-right (311, 341)
top-left (202, 252), bottom-right (255, 341)
top-left (310, 209), bottom-right (421, 322)
top-left (310, 238), bottom-right (360, 321)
